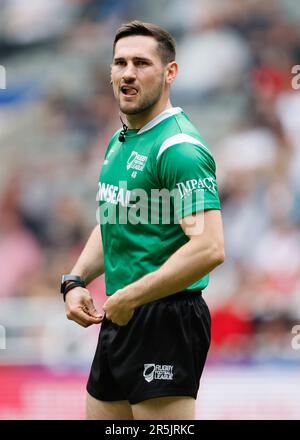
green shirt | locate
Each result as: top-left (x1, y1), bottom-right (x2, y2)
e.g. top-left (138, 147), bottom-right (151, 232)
top-left (98, 107), bottom-right (221, 295)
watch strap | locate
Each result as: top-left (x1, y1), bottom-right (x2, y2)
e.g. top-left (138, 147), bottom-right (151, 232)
top-left (61, 274), bottom-right (84, 293)
top-left (62, 280), bottom-right (86, 302)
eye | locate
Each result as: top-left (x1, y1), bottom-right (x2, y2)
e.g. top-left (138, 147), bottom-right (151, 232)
top-left (136, 60), bottom-right (148, 66)
top-left (114, 60), bottom-right (126, 66)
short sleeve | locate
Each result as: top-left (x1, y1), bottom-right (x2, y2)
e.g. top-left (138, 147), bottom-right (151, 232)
top-left (156, 141), bottom-right (221, 220)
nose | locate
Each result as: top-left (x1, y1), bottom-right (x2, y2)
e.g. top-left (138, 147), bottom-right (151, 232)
top-left (122, 62), bottom-right (137, 82)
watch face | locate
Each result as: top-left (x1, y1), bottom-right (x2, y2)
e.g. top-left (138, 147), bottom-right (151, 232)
top-left (61, 275), bottom-right (83, 293)
top-left (63, 275), bottom-right (81, 283)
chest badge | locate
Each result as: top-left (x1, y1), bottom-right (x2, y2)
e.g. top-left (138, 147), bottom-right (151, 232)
top-left (126, 151), bottom-right (148, 172)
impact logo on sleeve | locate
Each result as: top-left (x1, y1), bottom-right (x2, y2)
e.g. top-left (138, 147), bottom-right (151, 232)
top-left (143, 364), bottom-right (174, 382)
top-left (176, 177), bottom-right (217, 199)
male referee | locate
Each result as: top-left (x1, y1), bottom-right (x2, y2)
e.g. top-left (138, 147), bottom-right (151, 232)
top-left (61, 21), bottom-right (225, 420)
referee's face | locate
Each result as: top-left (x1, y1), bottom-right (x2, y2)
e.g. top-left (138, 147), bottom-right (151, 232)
top-left (111, 35), bottom-right (168, 116)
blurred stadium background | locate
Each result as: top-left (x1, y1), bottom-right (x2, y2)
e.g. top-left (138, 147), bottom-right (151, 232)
top-left (1, 0), bottom-right (300, 419)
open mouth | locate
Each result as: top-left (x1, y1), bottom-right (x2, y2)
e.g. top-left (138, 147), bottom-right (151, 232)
top-left (120, 86), bottom-right (138, 96)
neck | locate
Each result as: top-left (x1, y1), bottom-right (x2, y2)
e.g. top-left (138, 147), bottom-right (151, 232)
top-left (124, 98), bottom-right (172, 130)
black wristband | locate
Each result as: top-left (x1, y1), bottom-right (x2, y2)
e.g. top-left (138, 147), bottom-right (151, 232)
top-left (63, 281), bottom-right (86, 301)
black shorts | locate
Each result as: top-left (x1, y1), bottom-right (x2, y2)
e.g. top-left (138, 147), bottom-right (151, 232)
top-left (86, 291), bottom-right (211, 405)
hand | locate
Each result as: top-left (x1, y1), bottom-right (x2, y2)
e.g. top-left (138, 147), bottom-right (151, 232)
top-left (65, 287), bottom-right (104, 328)
top-left (103, 290), bottom-right (134, 326)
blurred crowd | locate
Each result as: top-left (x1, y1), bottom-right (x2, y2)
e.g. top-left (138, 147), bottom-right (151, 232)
top-left (0, 0), bottom-right (300, 365)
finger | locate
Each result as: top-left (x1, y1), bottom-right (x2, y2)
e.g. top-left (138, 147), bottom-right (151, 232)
top-left (70, 307), bottom-right (102, 325)
top-left (82, 307), bottom-right (103, 323)
top-left (85, 299), bottom-right (103, 319)
top-left (67, 311), bottom-right (92, 328)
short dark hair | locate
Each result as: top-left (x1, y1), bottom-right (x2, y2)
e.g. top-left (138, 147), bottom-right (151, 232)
top-left (113, 20), bottom-right (176, 65)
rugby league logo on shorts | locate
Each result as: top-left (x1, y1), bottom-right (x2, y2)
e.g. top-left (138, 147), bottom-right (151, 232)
top-left (143, 364), bottom-right (174, 382)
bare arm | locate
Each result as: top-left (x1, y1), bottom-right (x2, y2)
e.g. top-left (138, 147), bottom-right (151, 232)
top-left (103, 209), bottom-right (225, 325)
top-left (65, 225), bottom-right (105, 327)
top-left (70, 224), bottom-right (104, 284)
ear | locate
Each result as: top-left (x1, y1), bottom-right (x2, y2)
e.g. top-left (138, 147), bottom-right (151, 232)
top-left (110, 63), bottom-right (113, 84)
top-left (165, 61), bottom-right (178, 85)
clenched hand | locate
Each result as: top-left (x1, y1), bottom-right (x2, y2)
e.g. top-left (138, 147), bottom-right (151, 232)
top-left (65, 287), bottom-right (104, 327)
top-left (103, 290), bottom-right (134, 326)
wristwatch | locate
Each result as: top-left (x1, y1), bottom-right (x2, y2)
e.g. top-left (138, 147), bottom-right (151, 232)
top-left (60, 274), bottom-right (86, 301)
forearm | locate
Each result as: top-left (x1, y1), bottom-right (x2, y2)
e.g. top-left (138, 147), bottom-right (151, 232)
top-left (125, 238), bottom-right (224, 308)
top-left (70, 225), bottom-right (104, 285)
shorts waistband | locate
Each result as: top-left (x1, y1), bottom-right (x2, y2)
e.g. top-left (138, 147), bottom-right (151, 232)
top-left (153, 290), bottom-right (202, 303)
